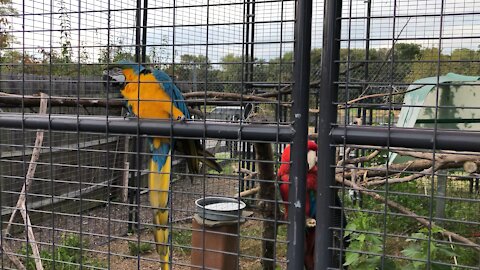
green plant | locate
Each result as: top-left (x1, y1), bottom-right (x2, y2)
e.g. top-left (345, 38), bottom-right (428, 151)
top-left (401, 227), bottom-right (457, 270)
top-left (343, 212), bottom-right (398, 269)
top-left (127, 241), bottom-right (153, 256)
top-left (19, 234), bottom-right (105, 270)
top-left (172, 229), bottom-right (193, 255)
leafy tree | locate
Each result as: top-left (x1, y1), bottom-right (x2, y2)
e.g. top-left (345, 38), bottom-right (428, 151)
top-left (97, 40), bottom-right (136, 64)
top-left (163, 54), bottom-right (213, 92)
top-left (394, 43), bottom-right (421, 61)
top-left (219, 53), bottom-right (244, 92)
top-left (265, 51), bottom-right (293, 83)
top-left (448, 48), bottom-right (480, 76)
top-left (404, 47), bottom-right (480, 82)
top-left (0, 0), bottom-right (16, 49)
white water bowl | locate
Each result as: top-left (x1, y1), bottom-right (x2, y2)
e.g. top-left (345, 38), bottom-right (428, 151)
top-left (195, 197), bottom-right (246, 221)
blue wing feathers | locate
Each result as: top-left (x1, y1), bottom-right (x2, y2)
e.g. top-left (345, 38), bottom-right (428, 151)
top-left (309, 191), bottom-right (316, 218)
top-left (152, 69), bottom-right (191, 119)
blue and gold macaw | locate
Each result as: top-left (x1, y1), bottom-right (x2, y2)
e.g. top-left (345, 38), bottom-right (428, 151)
top-left (103, 60), bottom-right (222, 270)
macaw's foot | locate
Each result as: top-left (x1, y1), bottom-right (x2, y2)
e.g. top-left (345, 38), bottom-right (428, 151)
top-left (306, 218), bottom-right (316, 228)
top-left (177, 115), bottom-right (186, 122)
top-left (123, 110), bottom-right (134, 119)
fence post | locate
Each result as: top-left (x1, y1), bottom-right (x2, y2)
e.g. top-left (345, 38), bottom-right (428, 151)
top-left (286, 0), bottom-right (313, 269)
top-left (316, 0), bottom-right (343, 268)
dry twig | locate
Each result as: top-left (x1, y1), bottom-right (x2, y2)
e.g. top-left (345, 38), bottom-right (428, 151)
top-left (3, 93), bottom-right (48, 270)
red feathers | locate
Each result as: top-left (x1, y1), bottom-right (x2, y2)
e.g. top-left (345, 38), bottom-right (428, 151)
top-left (278, 140), bottom-right (318, 219)
top-left (277, 140), bottom-right (318, 270)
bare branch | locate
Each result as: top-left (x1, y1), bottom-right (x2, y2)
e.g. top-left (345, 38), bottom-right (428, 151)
top-left (363, 165), bottom-right (438, 187)
top-left (0, 91), bottom-right (123, 107)
top-left (343, 150), bottom-right (380, 165)
top-left (344, 86), bottom-right (419, 105)
top-left (183, 91), bottom-right (281, 104)
top-left (235, 187), bottom-right (260, 198)
top-left (1, 240), bottom-right (26, 270)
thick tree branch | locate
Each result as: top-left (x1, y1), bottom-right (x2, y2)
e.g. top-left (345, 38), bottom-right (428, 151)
top-left (254, 142), bottom-right (277, 270)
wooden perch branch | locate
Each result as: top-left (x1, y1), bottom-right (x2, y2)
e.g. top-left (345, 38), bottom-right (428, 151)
top-left (183, 91), bottom-right (280, 104)
top-left (1, 242), bottom-right (26, 270)
top-left (344, 150), bottom-right (380, 165)
top-left (0, 91), bottom-right (123, 107)
top-left (0, 90), bottom-right (298, 115)
top-left (341, 153), bottom-right (480, 182)
top-left (236, 187), bottom-right (260, 198)
top-left (363, 165), bottom-right (438, 187)
top-left (344, 87), bottom-right (419, 105)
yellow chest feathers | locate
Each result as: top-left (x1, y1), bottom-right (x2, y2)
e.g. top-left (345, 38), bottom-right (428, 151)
top-left (120, 70), bottom-right (178, 119)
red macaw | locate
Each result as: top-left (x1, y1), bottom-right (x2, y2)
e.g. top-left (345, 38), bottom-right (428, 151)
top-left (278, 140), bottom-right (348, 270)
top-left (278, 140), bottom-right (318, 270)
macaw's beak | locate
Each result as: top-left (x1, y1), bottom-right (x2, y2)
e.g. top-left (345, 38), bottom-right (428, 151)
top-left (102, 69), bottom-right (126, 93)
top-left (307, 150), bottom-right (317, 171)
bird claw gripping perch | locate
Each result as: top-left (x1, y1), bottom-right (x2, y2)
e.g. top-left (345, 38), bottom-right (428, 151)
top-left (306, 218), bottom-right (316, 228)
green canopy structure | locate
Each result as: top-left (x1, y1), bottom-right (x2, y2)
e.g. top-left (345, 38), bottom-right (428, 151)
top-left (390, 73), bottom-right (480, 163)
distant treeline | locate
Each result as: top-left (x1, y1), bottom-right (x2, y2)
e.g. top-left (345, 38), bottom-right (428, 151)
top-left (1, 43), bottom-right (479, 94)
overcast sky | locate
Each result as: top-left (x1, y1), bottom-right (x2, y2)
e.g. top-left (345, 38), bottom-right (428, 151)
top-left (6, 0), bottom-right (480, 63)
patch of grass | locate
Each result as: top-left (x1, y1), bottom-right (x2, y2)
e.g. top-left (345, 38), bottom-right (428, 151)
top-left (172, 228), bottom-right (193, 256)
top-left (127, 241), bottom-right (153, 256)
top-left (20, 234), bottom-right (105, 270)
top-left (240, 221), bottom-right (288, 269)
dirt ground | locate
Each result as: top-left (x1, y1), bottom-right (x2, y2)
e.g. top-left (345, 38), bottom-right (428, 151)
top-left (4, 172), bottom-right (253, 269)
top-left (91, 219), bottom-right (287, 270)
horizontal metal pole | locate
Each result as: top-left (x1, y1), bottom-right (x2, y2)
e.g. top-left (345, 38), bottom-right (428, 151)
top-left (0, 113), bottom-right (294, 143)
top-left (331, 125), bottom-right (480, 152)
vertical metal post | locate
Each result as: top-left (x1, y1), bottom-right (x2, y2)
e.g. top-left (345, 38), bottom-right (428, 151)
top-left (128, 0), bottom-right (145, 232)
top-left (365, 0), bottom-right (371, 83)
top-left (286, 0), bottom-right (312, 269)
top-left (316, 0), bottom-right (342, 269)
top-left (135, 0), bottom-right (142, 64)
top-left (142, 0), bottom-right (149, 63)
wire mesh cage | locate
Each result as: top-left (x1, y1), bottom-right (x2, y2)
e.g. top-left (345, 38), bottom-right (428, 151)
top-left (0, 0), bottom-right (479, 270)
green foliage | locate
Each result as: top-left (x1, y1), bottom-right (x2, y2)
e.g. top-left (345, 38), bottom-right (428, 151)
top-left (97, 42), bottom-right (135, 64)
top-left (0, 0), bottom-right (16, 49)
top-left (343, 212), bottom-right (391, 269)
top-left (172, 229), bottom-right (193, 255)
top-left (344, 212), bottom-right (467, 270)
top-left (58, 0), bottom-right (72, 63)
top-left (407, 47), bottom-right (480, 82)
top-left (400, 227), bottom-right (457, 270)
top-left (127, 241), bottom-right (153, 256)
top-left (19, 234), bottom-right (105, 270)
top-left (219, 53), bottom-right (245, 92)
top-left (165, 54), bottom-right (213, 91)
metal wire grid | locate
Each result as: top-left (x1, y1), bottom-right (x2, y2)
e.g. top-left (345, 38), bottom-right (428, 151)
top-left (0, 0), bottom-right (298, 269)
top-left (318, 0), bottom-right (480, 269)
top-left (1, 0), bottom-right (479, 269)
